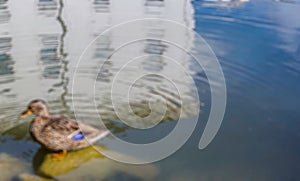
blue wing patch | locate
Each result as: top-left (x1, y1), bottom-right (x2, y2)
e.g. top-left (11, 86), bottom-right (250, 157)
top-left (72, 132), bottom-right (85, 141)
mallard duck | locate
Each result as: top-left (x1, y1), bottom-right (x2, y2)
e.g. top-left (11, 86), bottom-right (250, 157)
top-left (19, 99), bottom-right (109, 160)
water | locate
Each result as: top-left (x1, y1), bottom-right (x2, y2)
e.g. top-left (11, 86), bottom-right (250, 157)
top-left (0, 0), bottom-right (300, 180)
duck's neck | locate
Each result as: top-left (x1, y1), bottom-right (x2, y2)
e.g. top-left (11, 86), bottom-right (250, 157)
top-left (30, 112), bottom-right (50, 134)
top-left (37, 111), bottom-right (50, 118)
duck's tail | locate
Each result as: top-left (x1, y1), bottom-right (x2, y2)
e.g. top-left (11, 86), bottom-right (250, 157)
top-left (86, 129), bottom-right (110, 144)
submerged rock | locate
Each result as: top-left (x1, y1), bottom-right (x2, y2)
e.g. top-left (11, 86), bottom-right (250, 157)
top-left (17, 173), bottom-right (52, 181)
top-left (0, 153), bottom-right (30, 181)
top-left (35, 146), bottom-right (105, 178)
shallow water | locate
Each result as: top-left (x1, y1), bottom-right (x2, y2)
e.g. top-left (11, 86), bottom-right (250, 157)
top-left (1, 0), bottom-right (300, 180)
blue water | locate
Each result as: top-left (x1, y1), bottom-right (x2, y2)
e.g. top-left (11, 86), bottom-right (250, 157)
top-left (189, 0), bottom-right (300, 180)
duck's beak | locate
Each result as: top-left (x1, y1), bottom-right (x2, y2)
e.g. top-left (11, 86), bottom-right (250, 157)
top-left (19, 109), bottom-right (32, 118)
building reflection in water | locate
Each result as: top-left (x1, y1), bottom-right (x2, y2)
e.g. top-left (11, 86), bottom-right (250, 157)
top-left (0, 0), bottom-right (199, 132)
top-left (83, 0), bottom-right (199, 128)
top-left (93, 1), bottom-right (113, 83)
top-left (0, 0), bottom-right (13, 81)
top-left (37, 0), bottom-right (58, 17)
top-left (0, 35), bottom-right (15, 123)
top-left (0, 0), bottom-right (13, 99)
top-left (0, 37), bottom-right (13, 77)
top-left (0, 0), bottom-right (10, 24)
top-left (94, 0), bottom-right (110, 13)
top-left (37, 0), bottom-right (69, 116)
top-left (39, 34), bottom-right (61, 79)
top-left (64, 0), bottom-right (199, 127)
top-left (144, 0), bottom-right (164, 15)
top-left (95, 34), bottom-right (114, 83)
top-left (37, 0), bottom-right (61, 81)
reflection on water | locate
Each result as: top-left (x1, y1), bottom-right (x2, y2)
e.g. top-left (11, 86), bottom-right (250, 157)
top-left (0, 0), bottom-right (13, 92)
top-left (37, 0), bottom-right (58, 17)
top-left (0, 37), bottom-right (13, 77)
top-left (39, 34), bottom-right (61, 79)
top-left (0, 0), bottom-right (10, 24)
top-left (145, 0), bottom-right (164, 16)
top-left (69, 0), bottom-right (198, 129)
top-left (94, 0), bottom-right (110, 13)
top-left (94, 31), bottom-right (114, 83)
top-left (0, 34), bottom-right (16, 130)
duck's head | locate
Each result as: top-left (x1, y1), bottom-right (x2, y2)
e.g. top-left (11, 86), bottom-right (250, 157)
top-left (19, 99), bottom-right (49, 118)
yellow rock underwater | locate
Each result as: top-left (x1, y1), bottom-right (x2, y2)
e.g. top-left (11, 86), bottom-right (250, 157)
top-left (34, 146), bottom-right (104, 177)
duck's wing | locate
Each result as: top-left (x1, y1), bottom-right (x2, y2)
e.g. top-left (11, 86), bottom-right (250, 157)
top-left (42, 117), bottom-right (109, 150)
top-left (42, 117), bottom-right (79, 136)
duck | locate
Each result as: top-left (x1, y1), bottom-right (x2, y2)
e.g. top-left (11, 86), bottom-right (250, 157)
top-left (19, 99), bottom-right (109, 160)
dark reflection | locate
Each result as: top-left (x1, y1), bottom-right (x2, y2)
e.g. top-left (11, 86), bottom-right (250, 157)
top-left (143, 0), bottom-right (165, 72)
top-left (39, 34), bottom-right (61, 79)
top-left (93, 34), bottom-right (114, 59)
top-left (94, 0), bottom-right (110, 13)
top-left (93, 1), bottom-right (113, 82)
top-left (0, 36), bottom-right (14, 82)
top-left (145, 0), bottom-right (164, 7)
top-left (97, 60), bottom-right (113, 82)
top-left (37, 0), bottom-right (58, 17)
top-left (144, 0), bottom-right (164, 15)
top-left (143, 40), bottom-right (167, 72)
top-left (56, 0), bottom-right (70, 115)
top-left (144, 39), bottom-right (167, 55)
top-left (95, 34), bottom-right (114, 83)
top-left (0, 0), bottom-right (10, 24)
top-left (37, 0), bottom-right (62, 80)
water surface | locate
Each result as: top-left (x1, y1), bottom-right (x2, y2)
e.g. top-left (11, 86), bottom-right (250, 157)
top-left (1, 0), bottom-right (300, 180)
